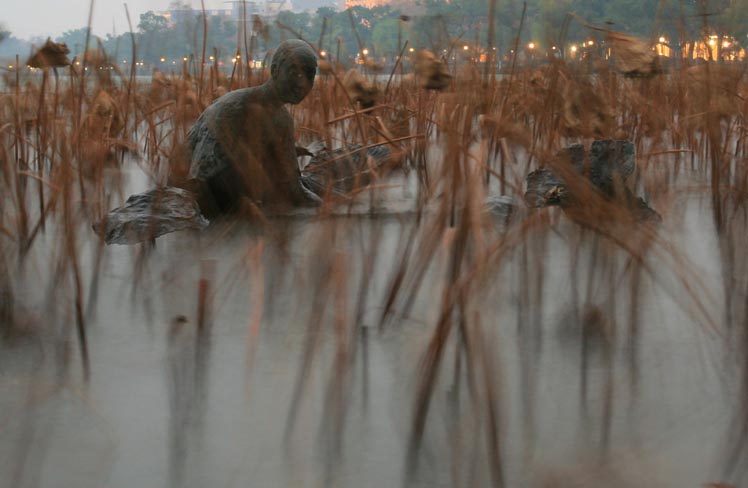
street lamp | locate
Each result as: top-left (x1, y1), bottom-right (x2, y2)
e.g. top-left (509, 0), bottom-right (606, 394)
top-left (528, 42), bottom-right (535, 50)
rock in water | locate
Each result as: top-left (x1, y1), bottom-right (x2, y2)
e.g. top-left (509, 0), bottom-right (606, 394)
top-left (587, 140), bottom-right (636, 195)
top-left (93, 187), bottom-right (209, 245)
top-left (524, 140), bottom-right (659, 222)
top-left (524, 168), bottom-right (564, 209)
top-left (300, 144), bottom-right (394, 195)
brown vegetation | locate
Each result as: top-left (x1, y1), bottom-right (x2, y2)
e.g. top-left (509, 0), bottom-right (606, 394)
top-left (3, 20), bottom-right (748, 486)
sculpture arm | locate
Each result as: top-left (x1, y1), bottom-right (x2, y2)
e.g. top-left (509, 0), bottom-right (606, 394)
top-left (273, 112), bottom-right (321, 205)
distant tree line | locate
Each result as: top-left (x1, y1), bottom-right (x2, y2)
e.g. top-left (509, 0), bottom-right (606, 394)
top-left (3, 0), bottom-right (748, 65)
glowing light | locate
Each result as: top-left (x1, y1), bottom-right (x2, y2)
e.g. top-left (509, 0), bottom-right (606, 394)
top-left (8, 65), bottom-right (13, 69)
top-left (659, 36), bottom-right (666, 43)
top-left (528, 42), bottom-right (535, 50)
top-left (209, 55), bottom-right (215, 61)
top-left (587, 40), bottom-right (594, 46)
top-left (160, 57), bottom-right (166, 62)
top-left (75, 61), bottom-right (81, 66)
top-left (571, 45), bottom-right (578, 53)
top-left (122, 59), bottom-right (127, 63)
top-left (183, 56), bottom-right (188, 61)
top-left (409, 47), bottom-right (415, 53)
top-left (709, 39), bottom-right (716, 46)
top-left (463, 45), bottom-right (469, 51)
top-left (551, 46), bottom-right (557, 50)
top-left (236, 54), bottom-right (241, 59)
top-left (362, 48), bottom-right (369, 55)
top-left (723, 41), bottom-right (731, 48)
top-left (231, 58), bottom-right (237, 64)
top-left (320, 50), bottom-right (327, 57)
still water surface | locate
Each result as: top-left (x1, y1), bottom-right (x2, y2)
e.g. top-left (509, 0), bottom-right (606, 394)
top-left (0, 157), bottom-right (742, 488)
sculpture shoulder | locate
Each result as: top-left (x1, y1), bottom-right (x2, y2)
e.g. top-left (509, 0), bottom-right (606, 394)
top-left (201, 88), bottom-right (254, 123)
top-left (196, 87), bottom-right (285, 132)
top-left (266, 106), bottom-right (294, 135)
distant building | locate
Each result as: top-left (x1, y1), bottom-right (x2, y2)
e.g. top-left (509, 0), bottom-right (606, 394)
top-left (343, 0), bottom-right (390, 8)
top-left (290, 0), bottom-right (339, 13)
top-left (155, 8), bottom-right (232, 25)
top-left (154, 1), bottom-right (296, 24)
top-left (224, 0), bottom-right (294, 18)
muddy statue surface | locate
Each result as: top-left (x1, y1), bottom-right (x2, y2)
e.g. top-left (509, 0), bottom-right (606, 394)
top-left (185, 39), bottom-right (320, 214)
top-left (94, 39), bottom-right (400, 245)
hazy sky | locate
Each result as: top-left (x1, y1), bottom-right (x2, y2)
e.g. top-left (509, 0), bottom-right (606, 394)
top-left (4, 0), bottom-right (225, 40)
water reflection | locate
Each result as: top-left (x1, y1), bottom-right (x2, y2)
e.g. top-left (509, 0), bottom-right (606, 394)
top-left (0, 166), bottom-right (744, 488)
top-left (166, 314), bottom-right (209, 488)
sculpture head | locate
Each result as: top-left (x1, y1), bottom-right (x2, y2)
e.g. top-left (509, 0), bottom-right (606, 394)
top-left (270, 39), bottom-right (317, 104)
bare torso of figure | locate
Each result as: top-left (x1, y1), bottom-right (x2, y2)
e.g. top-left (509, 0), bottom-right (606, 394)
top-left (184, 40), bottom-right (319, 214)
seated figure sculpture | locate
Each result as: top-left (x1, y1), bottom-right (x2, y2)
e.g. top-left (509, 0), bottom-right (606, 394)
top-left (184, 39), bottom-right (320, 214)
top-left (96, 40), bottom-right (394, 245)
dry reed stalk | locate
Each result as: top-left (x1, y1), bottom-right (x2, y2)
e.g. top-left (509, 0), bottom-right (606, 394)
top-left (318, 250), bottom-right (352, 459)
top-left (484, 0), bottom-right (497, 85)
top-left (384, 41), bottom-right (409, 96)
top-left (316, 16), bottom-right (327, 57)
top-left (121, 5), bottom-right (138, 154)
top-left (12, 54), bottom-right (29, 250)
top-left (241, 0), bottom-right (250, 85)
top-left (244, 239), bottom-right (265, 371)
top-left (196, 259), bottom-right (215, 332)
top-left (347, 10), bottom-right (367, 66)
top-left (284, 220), bottom-right (336, 442)
top-left (4, 10), bottom-right (748, 483)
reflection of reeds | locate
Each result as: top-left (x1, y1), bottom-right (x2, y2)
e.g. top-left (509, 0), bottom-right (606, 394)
top-left (4, 9), bottom-right (748, 484)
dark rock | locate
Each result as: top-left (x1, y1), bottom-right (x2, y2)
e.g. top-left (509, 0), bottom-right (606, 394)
top-left (300, 143), bottom-right (394, 195)
top-left (524, 140), bottom-right (659, 222)
top-left (587, 140), bottom-right (636, 195)
top-left (552, 140), bottom-right (635, 196)
top-left (93, 187), bottom-right (209, 245)
top-left (525, 168), bottom-right (564, 209)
